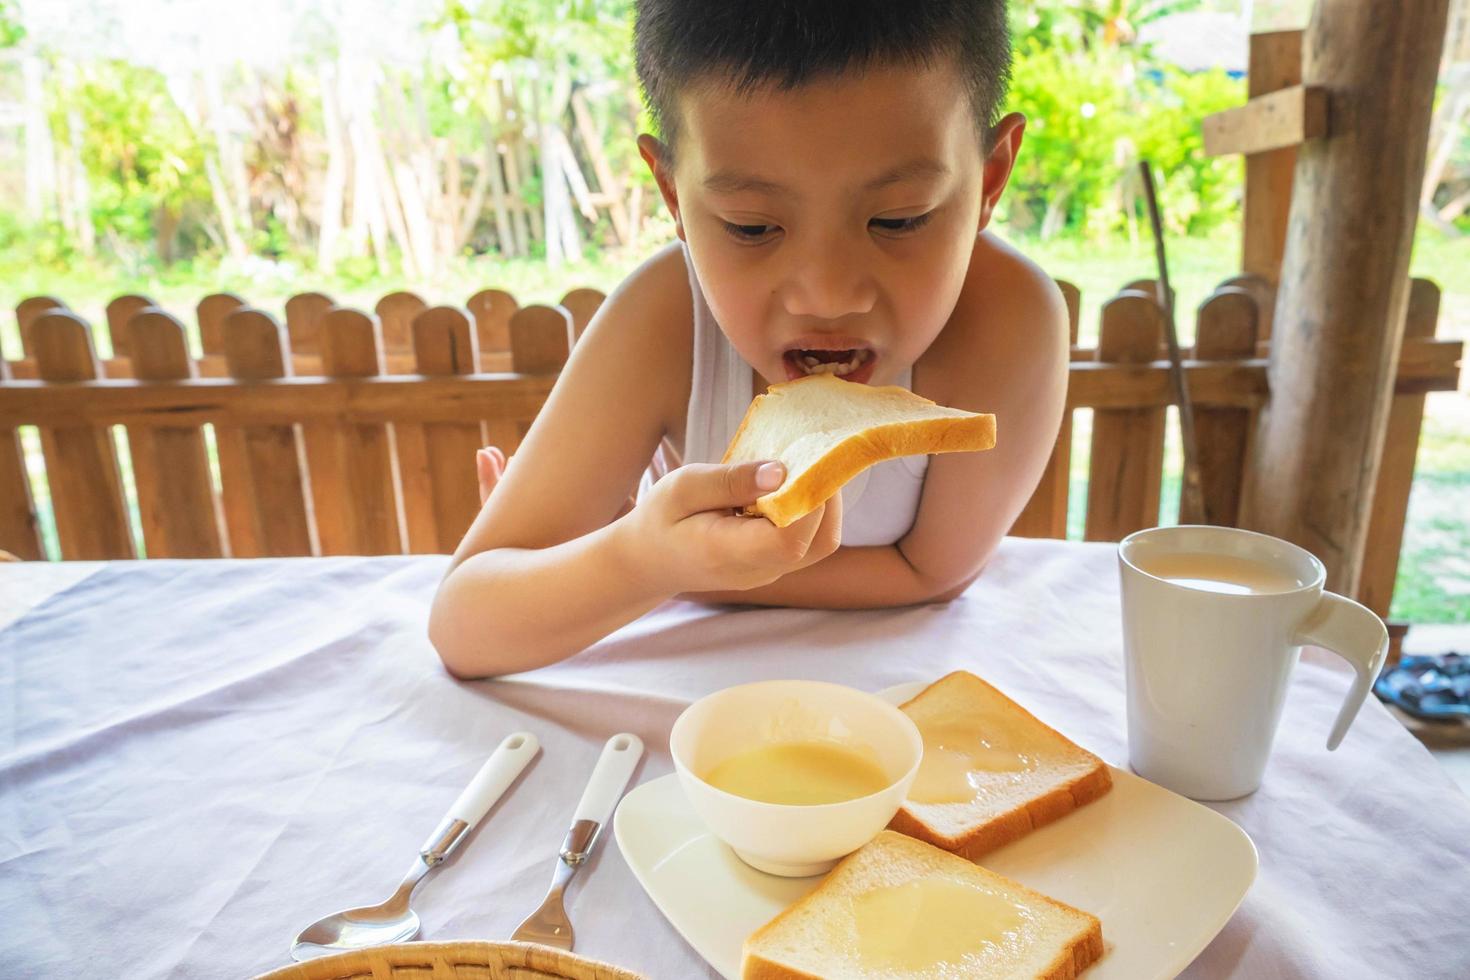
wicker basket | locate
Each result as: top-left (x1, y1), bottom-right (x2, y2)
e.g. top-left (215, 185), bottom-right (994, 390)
top-left (253, 940), bottom-right (646, 980)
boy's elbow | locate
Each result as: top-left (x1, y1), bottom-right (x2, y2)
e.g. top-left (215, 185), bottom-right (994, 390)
top-left (428, 585), bottom-right (501, 680)
top-left (930, 571), bottom-right (978, 603)
top-left (429, 613), bottom-right (487, 680)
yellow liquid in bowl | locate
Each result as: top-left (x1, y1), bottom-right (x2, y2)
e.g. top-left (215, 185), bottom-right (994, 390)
top-left (703, 742), bottom-right (891, 805)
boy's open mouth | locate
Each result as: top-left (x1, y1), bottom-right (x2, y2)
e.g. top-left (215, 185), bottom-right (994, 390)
top-left (782, 347), bottom-right (877, 384)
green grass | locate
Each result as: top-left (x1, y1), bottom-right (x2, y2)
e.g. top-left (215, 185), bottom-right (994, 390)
top-left (5, 228), bottom-right (1468, 623)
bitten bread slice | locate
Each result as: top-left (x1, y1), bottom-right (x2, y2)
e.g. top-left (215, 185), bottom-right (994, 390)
top-left (742, 830), bottom-right (1103, 980)
top-left (722, 374), bottom-right (996, 528)
top-left (888, 671), bottom-right (1112, 861)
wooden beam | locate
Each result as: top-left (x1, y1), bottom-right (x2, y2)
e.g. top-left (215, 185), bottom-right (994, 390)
top-left (2, 349), bottom-right (518, 379)
top-left (1238, 0), bottom-right (1453, 596)
top-left (1359, 279), bottom-right (1442, 620)
top-left (1203, 85), bottom-right (1329, 157)
top-left (1063, 334), bottom-right (1460, 384)
top-left (0, 375), bottom-right (558, 428)
top-left (1, 339), bottom-right (1457, 429)
top-left (1244, 30), bottom-right (1304, 285)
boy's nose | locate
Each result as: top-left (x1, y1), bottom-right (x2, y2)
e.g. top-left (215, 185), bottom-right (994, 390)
top-left (780, 238), bottom-right (877, 321)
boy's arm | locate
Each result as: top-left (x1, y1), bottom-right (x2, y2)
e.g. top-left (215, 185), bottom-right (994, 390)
top-left (686, 236), bottom-right (1069, 610)
top-left (682, 542), bottom-right (971, 608)
top-left (431, 250), bottom-right (687, 676)
top-left (431, 244), bottom-right (842, 677)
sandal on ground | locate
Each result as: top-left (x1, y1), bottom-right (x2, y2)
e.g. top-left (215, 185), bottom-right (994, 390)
top-left (1374, 653), bottom-right (1470, 721)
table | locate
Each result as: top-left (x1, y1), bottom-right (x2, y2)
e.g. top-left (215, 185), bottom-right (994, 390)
top-left (3, 540), bottom-right (1468, 979)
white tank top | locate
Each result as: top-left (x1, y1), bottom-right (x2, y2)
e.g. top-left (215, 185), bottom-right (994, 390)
top-left (640, 247), bottom-right (928, 547)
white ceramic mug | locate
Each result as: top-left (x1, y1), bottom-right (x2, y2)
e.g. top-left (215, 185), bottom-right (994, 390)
top-left (1118, 525), bottom-right (1388, 800)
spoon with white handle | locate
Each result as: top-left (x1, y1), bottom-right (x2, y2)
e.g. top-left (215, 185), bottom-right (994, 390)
top-left (512, 732), bottom-right (644, 950)
top-left (290, 731), bottom-right (540, 961)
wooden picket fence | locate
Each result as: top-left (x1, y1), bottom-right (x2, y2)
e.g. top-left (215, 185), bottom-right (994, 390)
top-left (0, 276), bottom-right (1461, 635)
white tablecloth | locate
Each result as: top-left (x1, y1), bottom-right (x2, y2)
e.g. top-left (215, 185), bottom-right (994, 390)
top-left (2, 540), bottom-right (1467, 979)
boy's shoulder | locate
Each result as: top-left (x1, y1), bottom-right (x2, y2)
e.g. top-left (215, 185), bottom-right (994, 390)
top-left (919, 232), bottom-right (1069, 404)
top-left (608, 239), bottom-right (692, 316)
top-left (581, 240), bottom-right (694, 435)
top-left (957, 231), bottom-right (1067, 328)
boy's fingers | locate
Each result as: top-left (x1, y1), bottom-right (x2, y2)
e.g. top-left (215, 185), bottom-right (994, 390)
top-left (805, 490), bottom-right (843, 563)
top-left (669, 461), bottom-right (785, 515)
top-left (721, 499), bottom-right (826, 564)
top-left (476, 450), bottom-right (498, 504)
top-left (477, 447), bottom-right (509, 505)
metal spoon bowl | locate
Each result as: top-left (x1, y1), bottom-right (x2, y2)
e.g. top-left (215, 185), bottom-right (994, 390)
top-left (291, 868), bottom-right (424, 960)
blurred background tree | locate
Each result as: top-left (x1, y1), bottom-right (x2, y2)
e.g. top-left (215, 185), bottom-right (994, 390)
top-left (0, 0), bottom-right (1340, 279)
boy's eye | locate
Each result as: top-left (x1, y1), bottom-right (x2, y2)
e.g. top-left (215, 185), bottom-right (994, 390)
top-left (722, 221), bottom-right (779, 243)
top-left (870, 212), bottom-right (935, 235)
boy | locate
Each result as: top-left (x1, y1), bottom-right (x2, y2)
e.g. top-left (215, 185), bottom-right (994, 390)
top-left (431, 1), bottom-right (1067, 677)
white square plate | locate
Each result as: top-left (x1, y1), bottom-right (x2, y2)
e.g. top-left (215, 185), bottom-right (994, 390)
top-left (613, 681), bottom-right (1257, 978)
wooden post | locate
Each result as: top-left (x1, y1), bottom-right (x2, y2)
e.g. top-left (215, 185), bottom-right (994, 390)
top-left (16, 296), bottom-right (66, 359)
top-left (215, 309), bottom-right (314, 557)
top-left (1358, 279), bottom-right (1442, 629)
top-left (197, 292), bottom-right (247, 357)
top-left (304, 308), bottom-right (403, 555)
top-left (411, 307), bottom-right (487, 553)
top-left (1217, 274), bottom-right (1276, 344)
top-left (375, 291), bottom-right (428, 359)
top-left (1239, 0), bottom-right (1452, 595)
top-left (0, 356), bottom-right (43, 559)
top-left (105, 294), bottom-right (154, 361)
top-left (467, 288), bottom-right (518, 355)
top-left (285, 292), bottom-right (334, 356)
top-left (31, 311), bottom-right (134, 559)
top-left (1191, 287), bottom-right (1260, 528)
top-left (1084, 292), bottom-right (1166, 542)
top-left (128, 310), bottom-right (225, 558)
top-left (1243, 31), bottom-right (1303, 290)
top-left (508, 305), bottom-right (574, 445)
top-left (1011, 279), bottom-right (1080, 539)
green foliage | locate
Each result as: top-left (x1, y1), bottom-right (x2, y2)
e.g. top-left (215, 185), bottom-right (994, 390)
top-left (1004, 40), bottom-right (1134, 237)
top-left (1131, 67), bottom-right (1246, 235)
top-left (52, 61), bottom-right (213, 265)
top-left (0, 0), bottom-right (22, 48)
top-left (1004, 34), bottom-right (1245, 239)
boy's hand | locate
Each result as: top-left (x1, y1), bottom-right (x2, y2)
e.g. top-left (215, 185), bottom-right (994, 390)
top-left (618, 461), bottom-right (842, 595)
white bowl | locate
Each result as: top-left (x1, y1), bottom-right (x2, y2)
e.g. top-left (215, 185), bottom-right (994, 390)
top-left (669, 680), bottom-right (923, 877)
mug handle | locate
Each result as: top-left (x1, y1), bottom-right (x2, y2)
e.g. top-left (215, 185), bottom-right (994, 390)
top-left (1291, 591), bottom-right (1389, 750)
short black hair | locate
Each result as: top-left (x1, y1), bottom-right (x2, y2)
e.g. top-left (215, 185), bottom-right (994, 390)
top-left (634, 0), bottom-right (1011, 151)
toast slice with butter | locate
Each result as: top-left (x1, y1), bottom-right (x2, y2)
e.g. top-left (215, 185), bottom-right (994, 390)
top-left (722, 374), bottom-right (996, 528)
top-left (741, 830), bottom-right (1103, 980)
top-left (888, 671), bottom-right (1112, 860)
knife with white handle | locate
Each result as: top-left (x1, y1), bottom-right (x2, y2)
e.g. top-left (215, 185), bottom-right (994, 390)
top-left (511, 733), bottom-right (644, 950)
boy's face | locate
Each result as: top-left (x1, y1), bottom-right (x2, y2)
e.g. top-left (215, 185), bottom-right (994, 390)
top-left (642, 60), bottom-right (1023, 387)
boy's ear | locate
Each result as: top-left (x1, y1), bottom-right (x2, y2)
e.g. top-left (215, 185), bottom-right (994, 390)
top-left (977, 112), bottom-right (1026, 233)
top-left (638, 134), bottom-right (685, 240)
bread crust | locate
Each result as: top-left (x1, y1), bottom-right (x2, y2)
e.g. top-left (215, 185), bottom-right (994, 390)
top-left (721, 378), bottom-right (997, 528)
top-left (887, 671), bottom-right (1114, 860)
top-left (741, 924), bottom-right (1104, 980)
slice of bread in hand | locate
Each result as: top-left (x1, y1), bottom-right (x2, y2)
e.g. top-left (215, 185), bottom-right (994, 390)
top-left (742, 830), bottom-right (1104, 980)
top-left (722, 374), bottom-right (996, 528)
top-left (888, 671), bottom-right (1112, 861)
